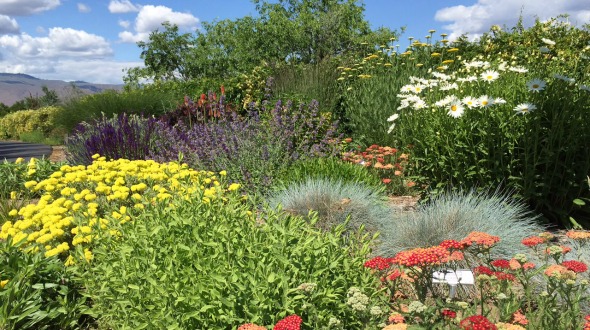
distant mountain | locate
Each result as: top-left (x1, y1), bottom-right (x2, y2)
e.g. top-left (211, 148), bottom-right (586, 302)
top-left (0, 73), bottom-right (123, 106)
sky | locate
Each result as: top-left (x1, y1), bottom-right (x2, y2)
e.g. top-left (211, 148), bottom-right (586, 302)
top-left (0, 0), bottom-right (589, 85)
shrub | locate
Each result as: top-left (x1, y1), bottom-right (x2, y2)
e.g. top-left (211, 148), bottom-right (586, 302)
top-left (375, 189), bottom-right (545, 259)
top-left (274, 156), bottom-right (384, 194)
top-left (0, 239), bottom-right (86, 330)
top-left (70, 172), bottom-right (387, 329)
top-left (0, 106), bottom-right (62, 140)
top-left (267, 178), bottom-right (391, 235)
top-left (151, 100), bottom-right (341, 195)
top-left (65, 113), bottom-right (159, 165)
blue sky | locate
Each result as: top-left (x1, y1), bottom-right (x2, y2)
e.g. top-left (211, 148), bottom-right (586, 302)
top-left (0, 0), bottom-right (588, 84)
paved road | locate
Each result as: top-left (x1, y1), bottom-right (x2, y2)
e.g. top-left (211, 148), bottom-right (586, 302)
top-left (0, 141), bottom-right (52, 163)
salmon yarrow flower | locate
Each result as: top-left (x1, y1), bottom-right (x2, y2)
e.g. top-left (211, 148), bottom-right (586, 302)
top-left (521, 236), bottom-right (545, 247)
top-left (392, 245), bottom-right (451, 267)
top-left (461, 231), bottom-right (500, 248)
top-left (544, 264), bottom-right (574, 279)
top-left (566, 230), bottom-right (590, 240)
top-left (237, 324), bottom-right (266, 330)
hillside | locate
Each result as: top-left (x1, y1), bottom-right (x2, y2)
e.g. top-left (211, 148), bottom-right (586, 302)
top-left (0, 73), bottom-right (123, 106)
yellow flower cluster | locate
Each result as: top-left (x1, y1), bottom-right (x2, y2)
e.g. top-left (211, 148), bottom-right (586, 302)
top-left (2, 156), bottom-right (238, 263)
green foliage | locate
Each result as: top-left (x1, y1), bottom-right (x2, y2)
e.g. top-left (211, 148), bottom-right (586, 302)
top-left (268, 178), bottom-right (391, 236)
top-left (56, 89), bottom-right (178, 134)
top-left (0, 239), bottom-right (86, 330)
top-left (376, 189), bottom-right (545, 259)
top-left (0, 158), bottom-right (63, 200)
top-left (275, 157), bottom-right (384, 194)
top-left (0, 106), bottom-right (62, 140)
top-left (74, 194), bottom-right (386, 329)
top-left (124, 0), bottom-right (396, 88)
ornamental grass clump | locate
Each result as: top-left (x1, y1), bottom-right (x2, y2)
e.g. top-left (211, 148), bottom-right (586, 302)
top-left (267, 178), bottom-right (391, 235)
top-left (375, 189), bottom-right (544, 260)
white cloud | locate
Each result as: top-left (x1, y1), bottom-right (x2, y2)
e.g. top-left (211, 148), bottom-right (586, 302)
top-left (77, 3), bottom-right (91, 13)
top-left (0, 15), bottom-right (19, 34)
top-left (108, 0), bottom-right (140, 14)
top-left (0, 28), bottom-right (112, 59)
top-left (0, 0), bottom-right (60, 16)
top-left (118, 5), bottom-right (199, 43)
top-left (118, 19), bottom-right (130, 29)
top-left (435, 0), bottom-right (590, 41)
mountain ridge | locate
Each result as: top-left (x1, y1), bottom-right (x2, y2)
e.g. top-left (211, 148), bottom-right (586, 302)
top-left (0, 73), bottom-right (123, 106)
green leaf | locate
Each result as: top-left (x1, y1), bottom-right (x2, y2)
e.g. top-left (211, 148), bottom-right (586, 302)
top-left (573, 198), bottom-right (586, 206)
top-left (128, 284), bottom-right (140, 290)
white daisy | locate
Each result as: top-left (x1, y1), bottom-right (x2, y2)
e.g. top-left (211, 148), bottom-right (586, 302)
top-left (387, 113), bottom-right (399, 122)
top-left (509, 66), bottom-right (528, 73)
top-left (447, 101), bottom-right (465, 118)
top-left (494, 97), bottom-right (507, 105)
top-left (526, 78), bottom-right (546, 92)
top-left (434, 95), bottom-right (457, 107)
top-left (478, 95), bottom-right (494, 107)
top-left (457, 76), bottom-right (478, 83)
top-left (542, 38), bottom-right (556, 46)
top-left (439, 82), bottom-right (458, 91)
top-left (480, 70), bottom-right (499, 82)
top-left (397, 99), bottom-right (410, 110)
top-left (513, 103), bottom-right (537, 114)
top-left (412, 99), bottom-right (428, 110)
top-left (462, 96), bottom-right (480, 109)
top-left (553, 74), bottom-right (575, 83)
top-left (400, 85), bottom-right (413, 93)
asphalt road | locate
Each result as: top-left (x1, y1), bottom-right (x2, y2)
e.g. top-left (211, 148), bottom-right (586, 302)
top-left (0, 141), bottom-right (52, 162)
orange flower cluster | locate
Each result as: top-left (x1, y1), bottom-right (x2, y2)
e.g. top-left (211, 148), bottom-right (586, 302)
top-left (566, 230), bottom-right (590, 240)
top-left (521, 236), bottom-right (545, 247)
top-left (544, 264), bottom-right (576, 279)
top-left (584, 315), bottom-right (590, 330)
top-left (461, 232), bottom-right (501, 248)
top-left (237, 324), bottom-right (266, 330)
top-left (508, 259), bottom-right (535, 271)
top-left (392, 246), bottom-right (451, 267)
top-left (512, 310), bottom-right (528, 326)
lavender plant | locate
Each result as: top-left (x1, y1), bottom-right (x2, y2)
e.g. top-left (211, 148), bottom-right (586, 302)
top-left (65, 113), bottom-right (158, 165)
top-left (150, 100), bottom-right (340, 195)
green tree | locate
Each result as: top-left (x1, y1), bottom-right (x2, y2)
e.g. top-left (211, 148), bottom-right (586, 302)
top-left (124, 0), bottom-right (396, 85)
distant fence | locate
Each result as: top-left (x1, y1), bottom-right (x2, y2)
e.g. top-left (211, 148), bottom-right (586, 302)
top-left (0, 141), bottom-right (52, 162)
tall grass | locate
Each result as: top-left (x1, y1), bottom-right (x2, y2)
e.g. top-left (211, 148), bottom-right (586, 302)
top-left (56, 89), bottom-right (179, 134)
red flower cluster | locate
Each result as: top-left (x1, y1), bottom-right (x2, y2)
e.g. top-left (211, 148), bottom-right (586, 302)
top-left (562, 260), bottom-right (588, 273)
top-left (440, 239), bottom-right (466, 250)
top-left (473, 266), bottom-right (493, 276)
top-left (459, 315), bottom-right (497, 330)
top-left (273, 315), bottom-right (302, 330)
top-left (473, 266), bottom-right (515, 281)
top-left (490, 259), bottom-right (511, 269)
top-left (521, 236), bottom-right (544, 247)
top-left (385, 269), bottom-right (404, 281)
top-left (584, 314), bottom-right (590, 330)
top-left (364, 256), bottom-right (393, 270)
top-left (461, 232), bottom-right (500, 248)
top-left (391, 246), bottom-right (451, 267)
top-left (442, 309), bottom-right (457, 319)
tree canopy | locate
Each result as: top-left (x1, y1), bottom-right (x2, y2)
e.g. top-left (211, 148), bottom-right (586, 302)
top-left (124, 0), bottom-right (397, 86)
